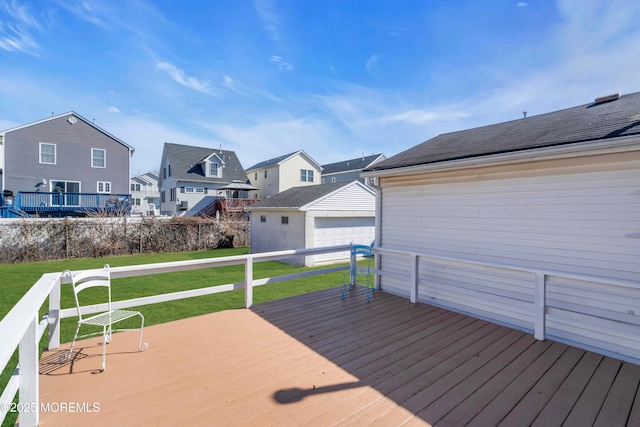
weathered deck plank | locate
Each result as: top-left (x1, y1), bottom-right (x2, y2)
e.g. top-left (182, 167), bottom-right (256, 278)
top-left (38, 285), bottom-right (639, 426)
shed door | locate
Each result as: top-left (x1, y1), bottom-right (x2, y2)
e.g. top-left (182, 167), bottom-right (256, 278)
top-left (313, 217), bottom-right (375, 262)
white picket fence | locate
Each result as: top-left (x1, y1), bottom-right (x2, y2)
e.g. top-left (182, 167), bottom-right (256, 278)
top-left (0, 245), bottom-right (352, 427)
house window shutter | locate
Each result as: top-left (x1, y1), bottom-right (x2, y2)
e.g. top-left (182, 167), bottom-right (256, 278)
top-left (180, 187), bottom-right (185, 193)
top-left (204, 188), bottom-right (208, 194)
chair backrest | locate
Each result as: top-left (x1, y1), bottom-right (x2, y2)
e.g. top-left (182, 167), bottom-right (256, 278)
top-left (63, 264), bottom-right (112, 322)
top-left (350, 244), bottom-right (373, 258)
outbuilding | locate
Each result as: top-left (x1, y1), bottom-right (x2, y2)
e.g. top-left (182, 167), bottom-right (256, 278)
top-left (363, 92), bottom-right (640, 364)
top-left (246, 180), bottom-right (376, 266)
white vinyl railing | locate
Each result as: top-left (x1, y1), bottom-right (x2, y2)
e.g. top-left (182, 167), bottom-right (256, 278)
top-left (0, 244), bottom-right (351, 427)
top-left (373, 246), bottom-right (640, 358)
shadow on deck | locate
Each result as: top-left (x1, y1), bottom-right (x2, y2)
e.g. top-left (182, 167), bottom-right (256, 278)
top-left (39, 286), bottom-right (640, 426)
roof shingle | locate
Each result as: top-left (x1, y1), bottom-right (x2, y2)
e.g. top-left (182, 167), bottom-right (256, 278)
top-left (368, 91), bottom-right (640, 172)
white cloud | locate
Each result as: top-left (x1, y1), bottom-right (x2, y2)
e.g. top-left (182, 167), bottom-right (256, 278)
top-left (255, 0), bottom-right (281, 41)
top-left (517, 2), bottom-right (527, 7)
top-left (365, 54), bottom-right (381, 78)
top-left (384, 110), bottom-right (469, 124)
top-left (270, 55), bottom-right (293, 71)
top-left (156, 61), bottom-right (217, 95)
top-left (0, 0), bottom-right (41, 54)
top-left (107, 106), bottom-right (120, 113)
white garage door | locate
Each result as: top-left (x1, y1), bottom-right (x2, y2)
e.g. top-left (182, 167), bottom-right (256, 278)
top-left (313, 217), bottom-right (375, 262)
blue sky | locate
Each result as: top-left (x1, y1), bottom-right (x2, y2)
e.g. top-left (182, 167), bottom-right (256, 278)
top-left (1, 0), bottom-right (639, 175)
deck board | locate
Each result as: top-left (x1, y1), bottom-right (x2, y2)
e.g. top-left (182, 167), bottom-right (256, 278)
top-left (38, 286), bottom-right (639, 426)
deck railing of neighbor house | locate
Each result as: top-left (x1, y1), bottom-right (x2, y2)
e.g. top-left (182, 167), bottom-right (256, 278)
top-left (16, 192), bottom-right (132, 216)
top-left (2, 243), bottom-right (639, 426)
top-left (0, 244), bottom-right (351, 427)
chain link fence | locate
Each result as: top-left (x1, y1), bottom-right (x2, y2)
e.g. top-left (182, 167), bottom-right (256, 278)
top-left (0, 216), bottom-right (249, 264)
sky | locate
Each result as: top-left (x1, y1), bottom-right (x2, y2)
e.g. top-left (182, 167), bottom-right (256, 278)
top-left (1, 0), bottom-right (639, 175)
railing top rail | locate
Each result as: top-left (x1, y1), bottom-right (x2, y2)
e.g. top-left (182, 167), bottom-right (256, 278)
top-left (0, 273), bottom-right (59, 370)
top-left (373, 246), bottom-right (640, 290)
top-left (107, 244), bottom-right (352, 278)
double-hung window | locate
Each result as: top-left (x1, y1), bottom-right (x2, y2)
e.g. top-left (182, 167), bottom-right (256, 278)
top-left (39, 143), bottom-right (56, 164)
top-left (300, 169), bottom-right (314, 182)
top-left (92, 148), bottom-right (106, 168)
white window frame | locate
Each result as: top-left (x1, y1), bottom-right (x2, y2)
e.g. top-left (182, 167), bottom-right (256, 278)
top-left (185, 187), bottom-right (195, 193)
top-left (39, 143), bottom-right (56, 164)
top-left (300, 169), bottom-right (314, 182)
top-left (196, 187), bottom-right (205, 193)
top-left (92, 148), bottom-right (106, 168)
top-left (208, 161), bottom-right (221, 178)
top-left (97, 181), bottom-right (111, 193)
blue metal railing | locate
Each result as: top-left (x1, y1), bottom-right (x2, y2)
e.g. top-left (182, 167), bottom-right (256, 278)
top-left (0, 192), bottom-right (132, 217)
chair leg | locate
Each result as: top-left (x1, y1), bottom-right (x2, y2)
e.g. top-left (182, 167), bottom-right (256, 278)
top-left (137, 313), bottom-right (148, 352)
top-left (60, 321), bottom-right (82, 363)
top-left (101, 325), bottom-right (107, 371)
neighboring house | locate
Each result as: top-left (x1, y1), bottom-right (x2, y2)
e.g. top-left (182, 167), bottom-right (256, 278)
top-left (362, 91), bottom-right (640, 364)
top-left (245, 150), bottom-right (322, 201)
top-left (321, 153), bottom-right (386, 185)
top-left (246, 180), bottom-right (376, 266)
top-left (158, 143), bottom-right (250, 216)
top-left (0, 112), bottom-right (133, 215)
top-left (130, 172), bottom-right (160, 216)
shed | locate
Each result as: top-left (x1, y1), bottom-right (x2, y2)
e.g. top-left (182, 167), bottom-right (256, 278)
top-left (363, 91), bottom-right (640, 364)
top-left (246, 181), bottom-right (376, 266)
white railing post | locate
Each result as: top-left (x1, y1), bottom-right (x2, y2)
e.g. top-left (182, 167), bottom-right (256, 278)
top-left (534, 272), bottom-right (546, 340)
top-left (410, 254), bottom-right (419, 303)
top-left (48, 277), bottom-right (61, 349)
top-left (245, 256), bottom-right (253, 308)
top-left (19, 314), bottom-right (39, 427)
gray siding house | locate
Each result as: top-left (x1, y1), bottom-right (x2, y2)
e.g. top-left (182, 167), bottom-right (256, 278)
top-left (321, 153), bottom-right (386, 186)
top-left (363, 91), bottom-right (640, 364)
top-left (159, 143), bottom-right (250, 216)
top-left (0, 112), bottom-right (133, 197)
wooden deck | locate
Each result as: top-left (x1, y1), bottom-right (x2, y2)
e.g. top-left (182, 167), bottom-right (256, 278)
top-left (39, 286), bottom-right (640, 426)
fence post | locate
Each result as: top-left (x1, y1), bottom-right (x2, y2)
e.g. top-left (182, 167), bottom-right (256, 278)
top-left (19, 314), bottom-right (40, 427)
top-left (534, 272), bottom-right (546, 340)
top-left (48, 277), bottom-right (61, 349)
top-left (65, 220), bottom-right (69, 259)
top-left (245, 257), bottom-right (253, 308)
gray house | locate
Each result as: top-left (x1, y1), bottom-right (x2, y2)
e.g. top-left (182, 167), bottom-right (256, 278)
top-left (0, 111), bottom-right (133, 200)
top-left (362, 91), bottom-right (640, 364)
top-left (159, 143), bottom-right (250, 216)
top-left (321, 153), bottom-right (386, 185)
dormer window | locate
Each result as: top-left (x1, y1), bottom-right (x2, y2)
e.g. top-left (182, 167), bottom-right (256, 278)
top-left (208, 161), bottom-right (221, 178)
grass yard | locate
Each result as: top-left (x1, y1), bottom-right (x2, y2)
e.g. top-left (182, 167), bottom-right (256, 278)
top-left (0, 247), bottom-right (352, 427)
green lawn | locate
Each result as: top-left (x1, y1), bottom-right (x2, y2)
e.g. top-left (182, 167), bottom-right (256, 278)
top-left (0, 247), bottom-right (351, 427)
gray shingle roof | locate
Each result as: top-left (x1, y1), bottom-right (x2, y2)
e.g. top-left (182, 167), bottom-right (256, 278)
top-left (321, 154), bottom-right (385, 175)
top-left (368, 91), bottom-right (640, 172)
top-left (247, 181), bottom-right (351, 209)
top-left (245, 151), bottom-right (300, 171)
top-left (162, 143), bottom-right (248, 183)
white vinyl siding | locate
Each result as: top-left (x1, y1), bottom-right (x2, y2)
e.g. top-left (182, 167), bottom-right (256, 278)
top-left (377, 158), bottom-right (640, 362)
top-left (307, 184), bottom-right (375, 211)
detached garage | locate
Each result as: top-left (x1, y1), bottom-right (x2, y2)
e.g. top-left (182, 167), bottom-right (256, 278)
top-left (363, 91), bottom-right (640, 364)
top-left (246, 181), bottom-right (375, 266)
